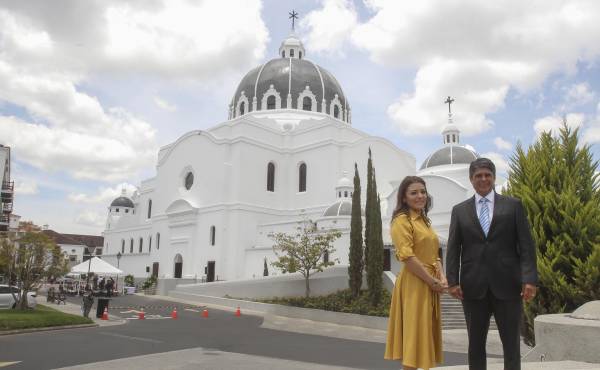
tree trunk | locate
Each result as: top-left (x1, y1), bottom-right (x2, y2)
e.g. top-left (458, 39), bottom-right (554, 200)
top-left (18, 290), bottom-right (28, 310)
top-left (305, 276), bottom-right (310, 298)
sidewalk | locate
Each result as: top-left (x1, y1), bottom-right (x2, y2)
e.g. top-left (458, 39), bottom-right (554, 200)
top-left (36, 296), bottom-right (126, 328)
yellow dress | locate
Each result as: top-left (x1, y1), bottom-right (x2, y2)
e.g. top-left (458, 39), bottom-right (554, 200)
top-left (384, 211), bottom-right (443, 369)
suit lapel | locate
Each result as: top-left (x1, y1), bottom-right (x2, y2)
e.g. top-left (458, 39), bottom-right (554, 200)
top-left (487, 192), bottom-right (503, 237)
top-left (466, 195), bottom-right (486, 239)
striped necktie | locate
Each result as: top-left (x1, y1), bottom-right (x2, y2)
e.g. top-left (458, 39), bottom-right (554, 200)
top-left (479, 198), bottom-right (490, 236)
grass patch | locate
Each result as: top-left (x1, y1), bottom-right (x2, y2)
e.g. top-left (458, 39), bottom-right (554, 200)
top-left (0, 304), bottom-right (93, 331)
top-left (255, 289), bottom-right (391, 317)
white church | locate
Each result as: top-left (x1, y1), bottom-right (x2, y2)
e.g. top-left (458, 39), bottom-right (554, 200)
top-left (101, 33), bottom-right (483, 282)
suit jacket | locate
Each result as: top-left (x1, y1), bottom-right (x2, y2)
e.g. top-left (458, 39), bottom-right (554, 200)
top-left (446, 192), bottom-right (538, 300)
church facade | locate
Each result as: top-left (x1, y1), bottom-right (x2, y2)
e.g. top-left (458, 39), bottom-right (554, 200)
top-left (101, 33), bottom-right (481, 281)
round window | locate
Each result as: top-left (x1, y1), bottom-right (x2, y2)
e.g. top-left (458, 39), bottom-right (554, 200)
top-left (185, 172), bottom-right (194, 190)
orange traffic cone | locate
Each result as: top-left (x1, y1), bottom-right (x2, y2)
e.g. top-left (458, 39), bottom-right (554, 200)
top-left (101, 307), bottom-right (108, 320)
top-left (138, 308), bottom-right (145, 320)
top-left (171, 307), bottom-right (178, 319)
top-left (202, 309), bottom-right (209, 318)
top-left (235, 307), bottom-right (241, 317)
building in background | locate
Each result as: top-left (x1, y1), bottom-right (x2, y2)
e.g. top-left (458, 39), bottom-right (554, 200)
top-left (0, 145), bottom-right (13, 233)
top-left (42, 230), bottom-right (103, 267)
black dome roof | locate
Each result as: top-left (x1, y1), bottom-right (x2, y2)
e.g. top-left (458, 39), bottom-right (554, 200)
top-left (110, 196), bottom-right (134, 208)
top-left (420, 145), bottom-right (479, 170)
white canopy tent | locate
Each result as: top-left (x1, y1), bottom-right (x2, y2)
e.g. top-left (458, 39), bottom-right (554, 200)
top-left (70, 257), bottom-right (123, 275)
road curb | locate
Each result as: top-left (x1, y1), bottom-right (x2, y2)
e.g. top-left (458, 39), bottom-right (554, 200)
top-left (0, 323), bottom-right (99, 336)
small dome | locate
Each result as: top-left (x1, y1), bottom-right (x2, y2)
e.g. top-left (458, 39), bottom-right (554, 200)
top-left (420, 145), bottom-right (479, 170)
top-left (110, 189), bottom-right (134, 208)
top-left (337, 175), bottom-right (352, 188)
top-left (111, 197), bottom-right (134, 208)
top-left (323, 200), bottom-right (353, 217)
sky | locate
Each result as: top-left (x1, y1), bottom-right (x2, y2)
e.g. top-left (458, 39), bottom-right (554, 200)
top-left (2, 0), bottom-right (600, 235)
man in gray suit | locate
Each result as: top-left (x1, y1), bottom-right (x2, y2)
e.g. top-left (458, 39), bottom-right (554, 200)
top-left (446, 158), bottom-right (538, 370)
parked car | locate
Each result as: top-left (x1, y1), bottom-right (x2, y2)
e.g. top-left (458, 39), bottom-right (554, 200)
top-left (0, 285), bottom-right (37, 309)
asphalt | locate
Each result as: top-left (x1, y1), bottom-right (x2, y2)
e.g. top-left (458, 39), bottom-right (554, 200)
top-left (0, 294), bottom-right (470, 370)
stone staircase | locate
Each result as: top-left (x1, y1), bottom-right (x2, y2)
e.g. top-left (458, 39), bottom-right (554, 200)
top-left (441, 294), bottom-right (497, 330)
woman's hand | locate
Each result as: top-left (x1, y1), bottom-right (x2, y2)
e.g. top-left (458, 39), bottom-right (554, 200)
top-left (429, 278), bottom-right (446, 293)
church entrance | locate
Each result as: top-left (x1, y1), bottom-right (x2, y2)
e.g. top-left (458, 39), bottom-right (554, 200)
top-left (174, 254), bottom-right (183, 278)
top-left (152, 262), bottom-right (159, 278)
top-left (207, 261), bottom-right (215, 282)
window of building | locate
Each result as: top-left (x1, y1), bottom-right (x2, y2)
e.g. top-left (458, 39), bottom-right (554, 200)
top-left (290, 49), bottom-right (294, 57)
top-left (240, 101), bottom-right (245, 115)
top-left (116, 208), bottom-right (119, 213)
top-left (156, 232), bottom-right (160, 250)
top-left (210, 226), bottom-right (216, 246)
top-left (139, 237), bottom-right (143, 253)
top-left (344, 191), bottom-right (348, 197)
top-left (125, 209), bottom-right (129, 213)
top-left (185, 172), bottom-right (194, 190)
top-left (299, 163), bottom-right (307, 192)
top-left (121, 240), bottom-right (125, 254)
top-left (299, 51), bottom-right (302, 59)
top-left (338, 191), bottom-right (341, 197)
top-left (452, 134), bottom-right (456, 142)
top-left (148, 236), bottom-right (152, 253)
top-left (334, 105), bottom-right (340, 119)
top-left (282, 50), bottom-right (285, 58)
top-left (267, 95), bottom-right (276, 110)
top-left (147, 199), bottom-right (152, 219)
top-left (323, 250), bottom-right (329, 264)
top-left (302, 96), bottom-right (311, 111)
top-left (267, 162), bottom-right (275, 192)
top-left (130, 238), bottom-right (133, 253)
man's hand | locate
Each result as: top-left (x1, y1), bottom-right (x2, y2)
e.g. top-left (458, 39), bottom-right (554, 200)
top-left (448, 285), bottom-right (463, 300)
top-left (521, 283), bottom-right (537, 302)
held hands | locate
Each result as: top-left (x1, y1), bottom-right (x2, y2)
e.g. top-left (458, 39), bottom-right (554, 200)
top-left (429, 277), bottom-right (448, 293)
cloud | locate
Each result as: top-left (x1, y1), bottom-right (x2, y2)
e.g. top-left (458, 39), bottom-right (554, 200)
top-left (14, 179), bottom-right (38, 195)
top-left (304, 0), bottom-right (600, 135)
top-left (562, 82), bottom-right (595, 109)
top-left (493, 137), bottom-right (513, 151)
top-left (300, 0), bottom-right (358, 55)
top-left (74, 210), bottom-right (106, 228)
top-left (68, 183), bottom-right (137, 204)
top-left (582, 102), bottom-right (600, 144)
top-left (534, 112), bottom-right (585, 137)
top-left (153, 96), bottom-right (177, 112)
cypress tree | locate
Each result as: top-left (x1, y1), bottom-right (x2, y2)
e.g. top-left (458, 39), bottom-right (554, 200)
top-left (365, 150), bottom-right (384, 305)
top-left (348, 163), bottom-right (364, 297)
top-left (505, 123), bottom-right (600, 345)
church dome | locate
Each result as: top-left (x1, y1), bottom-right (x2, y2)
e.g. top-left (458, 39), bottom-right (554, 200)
top-left (110, 189), bottom-right (134, 208)
top-left (420, 145), bottom-right (479, 170)
top-left (229, 34), bottom-right (350, 122)
top-left (323, 200), bottom-right (353, 217)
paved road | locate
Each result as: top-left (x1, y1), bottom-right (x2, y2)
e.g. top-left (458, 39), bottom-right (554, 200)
top-left (0, 295), bottom-right (468, 370)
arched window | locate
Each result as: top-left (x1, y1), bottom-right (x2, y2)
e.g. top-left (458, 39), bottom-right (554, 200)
top-left (282, 50), bottom-right (285, 58)
top-left (130, 238), bottom-right (133, 253)
top-left (147, 199), bottom-right (152, 219)
top-left (267, 162), bottom-right (275, 192)
top-left (148, 236), bottom-right (152, 253)
top-left (240, 101), bottom-right (245, 115)
top-left (290, 49), bottom-right (294, 57)
top-left (302, 96), bottom-right (311, 111)
top-left (452, 134), bottom-right (456, 142)
top-left (298, 163), bottom-right (307, 192)
top-left (185, 172), bottom-right (194, 190)
top-left (156, 232), bottom-right (160, 250)
top-left (210, 226), bottom-right (216, 246)
top-left (299, 51), bottom-right (302, 59)
top-left (121, 239), bottom-right (125, 254)
top-left (344, 191), bottom-right (348, 197)
top-left (267, 95), bottom-right (276, 110)
top-left (139, 237), bottom-right (143, 253)
top-left (334, 105), bottom-right (340, 119)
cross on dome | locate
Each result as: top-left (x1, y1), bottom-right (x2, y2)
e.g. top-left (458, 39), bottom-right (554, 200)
top-left (289, 10), bottom-right (299, 31)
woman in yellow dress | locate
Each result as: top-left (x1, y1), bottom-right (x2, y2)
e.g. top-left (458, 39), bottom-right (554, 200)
top-left (384, 176), bottom-right (447, 370)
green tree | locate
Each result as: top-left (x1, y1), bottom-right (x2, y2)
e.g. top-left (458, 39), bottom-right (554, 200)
top-left (270, 219), bottom-right (342, 298)
top-left (505, 123), bottom-right (600, 345)
top-left (349, 162), bottom-right (364, 297)
top-left (365, 150), bottom-right (384, 305)
top-left (0, 232), bottom-right (68, 309)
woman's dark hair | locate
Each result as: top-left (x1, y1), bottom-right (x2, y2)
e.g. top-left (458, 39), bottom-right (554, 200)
top-left (391, 176), bottom-right (431, 226)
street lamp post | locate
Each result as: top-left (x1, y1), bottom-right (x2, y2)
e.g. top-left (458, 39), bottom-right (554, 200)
top-left (116, 252), bottom-right (122, 292)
